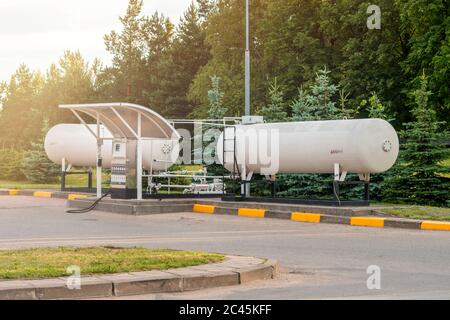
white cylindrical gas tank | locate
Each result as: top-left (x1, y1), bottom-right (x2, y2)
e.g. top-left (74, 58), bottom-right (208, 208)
top-left (45, 124), bottom-right (179, 172)
top-left (216, 119), bottom-right (399, 175)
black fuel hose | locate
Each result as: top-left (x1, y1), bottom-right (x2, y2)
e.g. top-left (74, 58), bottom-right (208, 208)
top-left (66, 189), bottom-right (111, 214)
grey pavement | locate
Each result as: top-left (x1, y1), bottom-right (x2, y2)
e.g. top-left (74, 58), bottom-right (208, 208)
top-left (1, 196), bottom-right (450, 299)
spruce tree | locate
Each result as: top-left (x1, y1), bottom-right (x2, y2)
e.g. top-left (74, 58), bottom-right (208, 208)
top-left (290, 87), bottom-right (317, 121)
top-left (309, 66), bottom-right (339, 120)
top-left (21, 120), bottom-right (60, 184)
top-left (343, 93), bottom-right (395, 201)
top-left (383, 74), bottom-right (450, 206)
top-left (259, 78), bottom-right (288, 123)
top-left (207, 76), bottom-right (227, 119)
top-left (276, 67), bottom-right (342, 199)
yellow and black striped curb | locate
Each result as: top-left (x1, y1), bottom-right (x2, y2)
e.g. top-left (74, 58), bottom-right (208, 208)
top-left (0, 189), bottom-right (89, 201)
top-left (2, 191), bottom-right (449, 232)
top-left (0, 256), bottom-right (278, 300)
top-left (192, 204), bottom-right (450, 232)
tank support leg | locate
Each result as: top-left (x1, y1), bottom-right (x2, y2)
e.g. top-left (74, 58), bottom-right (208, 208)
top-left (241, 169), bottom-right (253, 198)
top-left (88, 170), bottom-right (93, 191)
top-left (60, 158), bottom-right (66, 191)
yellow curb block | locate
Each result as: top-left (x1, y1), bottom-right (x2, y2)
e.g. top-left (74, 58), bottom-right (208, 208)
top-left (238, 208), bottom-right (265, 218)
top-left (351, 217), bottom-right (385, 228)
top-left (8, 190), bottom-right (19, 196)
top-left (421, 221), bottom-right (450, 231)
top-left (291, 212), bottom-right (321, 223)
top-left (193, 204), bottom-right (215, 214)
top-left (33, 191), bottom-right (53, 198)
top-left (67, 194), bottom-right (88, 201)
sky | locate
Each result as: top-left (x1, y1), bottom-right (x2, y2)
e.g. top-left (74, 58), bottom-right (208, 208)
top-left (0, 0), bottom-right (192, 83)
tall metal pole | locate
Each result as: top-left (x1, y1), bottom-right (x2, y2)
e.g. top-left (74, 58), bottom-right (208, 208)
top-left (245, 0), bottom-right (251, 116)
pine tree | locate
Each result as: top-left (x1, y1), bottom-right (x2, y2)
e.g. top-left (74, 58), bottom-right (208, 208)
top-left (196, 0), bottom-right (217, 20)
top-left (276, 67), bottom-right (342, 199)
top-left (104, 0), bottom-right (149, 105)
top-left (383, 73), bottom-right (450, 206)
top-left (207, 76), bottom-right (226, 119)
top-left (342, 92), bottom-right (395, 201)
top-left (21, 120), bottom-right (60, 184)
top-left (259, 78), bottom-right (288, 123)
top-left (159, 2), bottom-right (210, 117)
top-left (0, 149), bottom-right (25, 181)
top-left (291, 87), bottom-right (317, 121)
top-left (310, 66), bottom-right (339, 120)
top-left (290, 66), bottom-right (343, 121)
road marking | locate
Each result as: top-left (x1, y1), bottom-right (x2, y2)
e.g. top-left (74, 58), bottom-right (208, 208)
top-left (351, 217), bottom-right (385, 228)
top-left (193, 204), bottom-right (215, 214)
top-left (33, 191), bottom-right (53, 198)
top-left (291, 212), bottom-right (321, 223)
top-left (0, 231), bottom-right (367, 249)
top-left (421, 221), bottom-right (450, 231)
top-left (238, 208), bottom-right (266, 218)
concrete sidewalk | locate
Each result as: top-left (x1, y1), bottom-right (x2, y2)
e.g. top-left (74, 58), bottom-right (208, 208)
top-left (0, 256), bottom-right (278, 300)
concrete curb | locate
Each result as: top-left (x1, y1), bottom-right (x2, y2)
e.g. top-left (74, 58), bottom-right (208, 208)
top-left (192, 204), bottom-right (450, 232)
top-left (0, 256), bottom-right (278, 300)
top-left (0, 189), bottom-right (90, 201)
top-left (2, 189), bottom-right (449, 232)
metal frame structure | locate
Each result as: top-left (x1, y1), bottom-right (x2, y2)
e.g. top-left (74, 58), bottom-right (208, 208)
top-left (60, 103), bottom-right (180, 200)
top-left (61, 170), bottom-right (93, 193)
top-left (141, 118), bottom-right (241, 198)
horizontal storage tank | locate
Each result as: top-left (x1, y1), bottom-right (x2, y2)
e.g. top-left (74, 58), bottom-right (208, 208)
top-left (217, 119), bottom-right (399, 175)
top-left (45, 124), bottom-right (179, 171)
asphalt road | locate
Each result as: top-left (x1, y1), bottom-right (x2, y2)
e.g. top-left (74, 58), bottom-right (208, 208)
top-left (1, 196), bottom-right (450, 300)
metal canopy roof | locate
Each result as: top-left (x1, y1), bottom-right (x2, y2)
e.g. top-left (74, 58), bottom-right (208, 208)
top-left (60, 103), bottom-right (180, 140)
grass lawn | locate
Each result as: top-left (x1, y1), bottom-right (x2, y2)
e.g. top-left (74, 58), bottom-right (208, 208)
top-left (0, 247), bottom-right (224, 280)
top-left (376, 205), bottom-right (450, 221)
top-left (0, 169), bottom-right (111, 190)
top-left (0, 180), bottom-right (61, 190)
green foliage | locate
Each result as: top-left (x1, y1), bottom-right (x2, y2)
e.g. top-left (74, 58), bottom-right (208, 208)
top-left (360, 92), bottom-right (393, 121)
top-left (322, 0), bottom-right (409, 124)
top-left (157, 3), bottom-right (210, 117)
top-left (0, 0), bottom-right (449, 205)
top-left (383, 74), bottom-right (450, 206)
top-left (399, 0), bottom-right (450, 123)
top-left (21, 120), bottom-right (60, 184)
top-left (0, 52), bottom-right (100, 149)
top-left (207, 76), bottom-right (227, 119)
top-left (259, 78), bottom-right (288, 122)
top-left (309, 66), bottom-right (340, 119)
top-left (345, 92), bottom-right (394, 201)
top-left (338, 88), bottom-right (359, 119)
top-left (0, 149), bottom-right (25, 181)
top-left (291, 87), bottom-right (315, 121)
top-left (291, 66), bottom-right (347, 121)
top-left (277, 67), bottom-right (345, 199)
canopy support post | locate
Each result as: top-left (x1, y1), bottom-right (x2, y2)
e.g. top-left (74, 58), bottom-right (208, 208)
top-left (137, 113), bottom-right (143, 200)
top-left (96, 113), bottom-right (103, 198)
